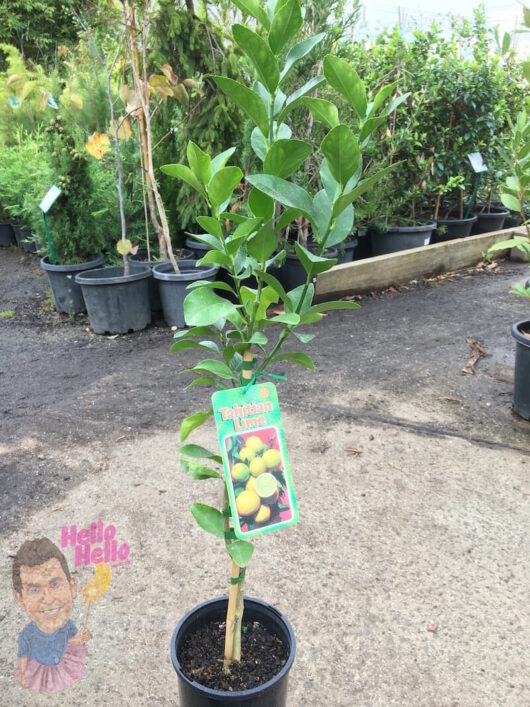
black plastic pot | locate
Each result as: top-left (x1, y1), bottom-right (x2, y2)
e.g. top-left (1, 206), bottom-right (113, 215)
top-left (11, 220), bottom-right (23, 248)
top-left (504, 213), bottom-right (523, 229)
top-left (511, 320), bottom-right (530, 420)
top-left (20, 227), bottom-right (37, 253)
top-left (152, 260), bottom-right (219, 327)
top-left (0, 222), bottom-right (15, 246)
top-left (185, 237), bottom-right (211, 260)
top-left (75, 264), bottom-right (151, 334)
top-left (370, 221), bottom-right (436, 256)
top-left (131, 249), bottom-right (195, 312)
top-left (352, 229), bottom-right (371, 260)
top-left (40, 254), bottom-right (105, 314)
top-left (280, 246), bottom-right (338, 291)
top-left (471, 206), bottom-right (509, 235)
top-left (171, 596), bottom-right (295, 707)
top-left (336, 237), bottom-right (358, 264)
top-left (432, 215), bottom-right (477, 242)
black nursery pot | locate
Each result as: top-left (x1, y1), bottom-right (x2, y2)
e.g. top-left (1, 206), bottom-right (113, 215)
top-left (40, 253), bottom-right (105, 314)
top-left (0, 222), bottom-right (15, 247)
top-left (130, 248), bottom-right (195, 312)
top-left (281, 246), bottom-right (338, 291)
top-left (432, 215), bottom-right (477, 242)
top-left (171, 596), bottom-right (296, 707)
top-left (471, 206), bottom-right (509, 235)
top-left (511, 320), bottom-right (530, 420)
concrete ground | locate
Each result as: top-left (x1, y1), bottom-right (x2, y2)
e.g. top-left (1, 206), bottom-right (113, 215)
top-left (0, 249), bottom-right (529, 706)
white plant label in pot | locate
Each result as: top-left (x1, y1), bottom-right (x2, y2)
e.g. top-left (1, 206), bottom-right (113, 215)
top-left (467, 152), bottom-right (488, 173)
top-left (212, 383), bottom-right (298, 540)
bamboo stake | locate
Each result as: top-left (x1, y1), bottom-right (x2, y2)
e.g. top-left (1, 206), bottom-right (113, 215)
top-left (83, 602), bottom-right (92, 629)
top-left (223, 349), bottom-right (253, 671)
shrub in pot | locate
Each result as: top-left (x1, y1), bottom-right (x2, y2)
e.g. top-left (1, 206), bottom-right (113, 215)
top-left (161, 1), bottom-right (392, 703)
top-left (487, 108), bottom-right (530, 419)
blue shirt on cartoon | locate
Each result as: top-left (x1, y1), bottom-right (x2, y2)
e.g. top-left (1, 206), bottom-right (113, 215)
top-left (18, 620), bottom-right (78, 666)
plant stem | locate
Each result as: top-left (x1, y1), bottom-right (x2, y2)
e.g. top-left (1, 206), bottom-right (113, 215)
top-left (223, 349), bottom-right (253, 670)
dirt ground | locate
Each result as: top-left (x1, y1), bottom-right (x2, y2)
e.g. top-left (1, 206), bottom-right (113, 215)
top-left (0, 246), bottom-right (529, 706)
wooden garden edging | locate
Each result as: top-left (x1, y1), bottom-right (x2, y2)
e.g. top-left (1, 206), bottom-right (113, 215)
top-left (315, 227), bottom-right (527, 301)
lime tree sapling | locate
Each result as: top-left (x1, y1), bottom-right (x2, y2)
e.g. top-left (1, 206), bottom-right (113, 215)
top-left (162, 0), bottom-right (395, 675)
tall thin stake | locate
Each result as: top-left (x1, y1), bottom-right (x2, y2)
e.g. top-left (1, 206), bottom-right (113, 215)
top-left (223, 348), bottom-right (253, 671)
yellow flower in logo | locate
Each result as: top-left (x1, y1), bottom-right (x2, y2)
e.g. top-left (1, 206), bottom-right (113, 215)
top-left (85, 132), bottom-right (110, 160)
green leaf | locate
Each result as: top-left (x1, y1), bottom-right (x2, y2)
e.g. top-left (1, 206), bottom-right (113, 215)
top-left (247, 222), bottom-right (278, 261)
top-left (280, 33), bottom-right (325, 84)
top-left (185, 232), bottom-right (219, 249)
top-left (488, 237), bottom-right (528, 254)
top-left (184, 288), bottom-right (239, 326)
top-left (180, 444), bottom-right (222, 463)
top-left (325, 205), bottom-right (354, 248)
top-left (269, 313), bottom-right (300, 325)
top-left (285, 283), bottom-right (314, 313)
top-left (196, 216), bottom-right (222, 239)
top-left (187, 141), bottom-right (211, 185)
top-left (268, 0), bottom-right (303, 55)
top-left (321, 125), bottom-right (360, 187)
top-left (211, 147), bottom-right (236, 175)
top-left (186, 280), bottom-right (236, 295)
top-left (173, 325), bottom-right (216, 339)
top-left (369, 79), bottom-right (399, 116)
top-left (276, 76), bottom-right (326, 124)
top-left (161, 164), bottom-right (207, 200)
top-left (241, 285), bottom-right (278, 320)
top-left (231, 0), bottom-right (271, 29)
top-left (233, 24), bottom-right (279, 94)
top-left (511, 283), bottom-right (530, 297)
top-left (256, 270), bottom-right (289, 305)
top-left (307, 300), bottom-right (360, 313)
top-left (191, 503), bottom-right (225, 538)
top-left (226, 539), bottom-right (254, 567)
top-left (276, 207), bottom-right (303, 231)
top-left (263, 139), bottom-right (312, 179)
top-left (182, 459), bottom-right (221, 480)
top-left (271, 352), bottom-right (315, 369)
top-left (246, 174), bottom-right (315, 223)
top-left (208, 166), bottom-right (243, 207)
top-left (300, 97), bottom-right (339, 128)
top-left (500, 193), bottom-right (521, 213)
top-left (359, 116), bottom-right (387, 144)
top-left (188, 358), bottom-right (234, 380)
top-left (292, 330), bottom-right (315, 343)
top-left (332, 164), bottom-right (398, 219)
top-left (299, 311), bottom-right (323, 325)
top-left (186, 376), bottom-right (219, 390)
top-left (171, 340), bottom-right (219, 353)
top-left (197, 250), bottom-right (232, 269)
top-left (323, 54), bottom-right (367, 119)
top-left (233, 217), bottom-right (264, 239)
top-left (294, 241), bottom-right (336, 277)
top-left (249, 331), bottom-right (268, 345)
top-left (502, 32), bottom-right (511, 55)
top-left (211, 76), bottom-right (269, 137)
top-left (248, 188), bottom-right (275, 220)
top-left (180, 409), bottom-right (214, 441)
top-left (320, 159), bottom-right (340, 201)
top-left (313, 190), bottom-right (331, 239)
top-left (251, 127), bottom-right (267, 161)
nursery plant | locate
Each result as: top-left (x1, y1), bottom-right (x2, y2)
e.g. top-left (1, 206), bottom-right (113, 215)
top-left (162, 0), bottom-right (393, 698)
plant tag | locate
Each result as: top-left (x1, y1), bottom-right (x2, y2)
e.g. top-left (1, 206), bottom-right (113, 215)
top-left (212, 382), bottom-right (298, 539)
top-left (467, 152), bottom-right (488, 173)
top-left (40, 185), bottom-right (62, 213)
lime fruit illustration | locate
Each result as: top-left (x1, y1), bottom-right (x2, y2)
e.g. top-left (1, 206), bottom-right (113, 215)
top-left (236, 489), bottom-right (261, 517)
top-left (263, 448), bottom-right (281, 469)
top-left (255, 505), bottom-right (271, 524)
top-left (249, 456), bottom-right (266, 477)
top-left (255, 472), bottom-right (279, 505)
top-left (245, 435), bottom-right (264, 453)
top-left (231, 462), bottom-right (250, 483)
top-left (239, 446), bottom-right (256, 463)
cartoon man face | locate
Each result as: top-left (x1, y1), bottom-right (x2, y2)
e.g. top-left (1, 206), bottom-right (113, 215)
top-left (14, 559), bottom-right (77, 634)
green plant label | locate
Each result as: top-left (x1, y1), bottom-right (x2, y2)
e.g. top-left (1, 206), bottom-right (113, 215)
top-left (467, 152), bottom-right (488, 173)
top-left (39, 185), bottom-right (62, 213)
top-left (212, 383), bottom-right (298, 539)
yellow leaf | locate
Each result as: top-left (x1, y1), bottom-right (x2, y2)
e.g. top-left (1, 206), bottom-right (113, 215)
top-left (119, 83), bottom-right (130, 104)
top-left (182, 78), bottom-right (200, 92)
top-left (126, 90), bottom-right (142, 117)
top-left (159, 63), bottom-right (177, 84)
top-left (116, 239), bottom-right (132, 255)
top-left (153, 85), bottom-right (174, 100)
top-left (110, 118), bottom-right (133, 141)
top-left (21, 81), bottom-right (37, 101)
top-left (86, 132), bottom-right (110, 160)
top-left (69, 92), bottom-right (83, 110)
top-left (7, 74), bottom-right (20, 86)
top-left (172, 84), bottom-right (189, 104)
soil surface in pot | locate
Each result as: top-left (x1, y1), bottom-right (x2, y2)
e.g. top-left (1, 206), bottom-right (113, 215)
top-left (178, 619), bottom-right (288, 691)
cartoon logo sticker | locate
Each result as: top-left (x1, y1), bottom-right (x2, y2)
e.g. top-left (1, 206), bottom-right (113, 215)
top-left (12, 537), bottom-right (93, 693)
